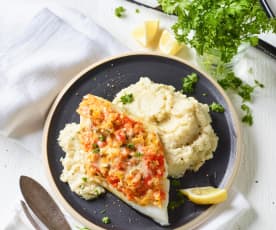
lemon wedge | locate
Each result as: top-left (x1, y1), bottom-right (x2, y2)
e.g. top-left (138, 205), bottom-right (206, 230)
top-left (132, 20), bottom-right (159, 48)
top-left (158, 30), bottom-right (183, 55)
top-left (179, 186), bottom-right (228, 205)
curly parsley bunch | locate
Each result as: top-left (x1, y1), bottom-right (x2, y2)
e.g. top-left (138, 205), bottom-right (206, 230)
top-left (159, 0), bottom-right (276, 63)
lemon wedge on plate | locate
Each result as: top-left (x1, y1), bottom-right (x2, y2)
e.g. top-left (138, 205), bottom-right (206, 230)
top-left (179, 186), bottom-right (228, 205)
top-left (158, 30), bottom-right (183, 55)
top-left (132, 20), bottom-right (159, 48)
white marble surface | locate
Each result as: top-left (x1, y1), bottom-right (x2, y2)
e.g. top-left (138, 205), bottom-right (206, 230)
top-left (0, 0), bottom-right (276, 229)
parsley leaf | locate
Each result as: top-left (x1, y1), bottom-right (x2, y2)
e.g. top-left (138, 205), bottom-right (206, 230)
top-left (254, 80), bottom-right (264, 88)
top-left (135, 8), bottom-right (140, 13)
top-left (120, 93), bottom-right (134, 104)
top-left (241, 104), bottom-right (253, 126)
top-left (99, 135), bottom-right (106, 142)
top-left (209, 102), bottom-right (225, 113)
top-left (102, 216), bottom-right (111, 224)
top-left (182, 73), bottom-right (198, 94)
top-left (92, 143), bottom-right (100, 153)
top-left (126, 143), bottom-right (136, 150)
top-left (134, 152), bottom-right (143, 157)
top-left (115, 6), bottom-right (126, 18)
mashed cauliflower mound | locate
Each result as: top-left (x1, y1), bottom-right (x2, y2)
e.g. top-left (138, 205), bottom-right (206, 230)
top-left (58, 123), bottom-right (105, 200)
top-left (113, 77), bottom-right (218, 178)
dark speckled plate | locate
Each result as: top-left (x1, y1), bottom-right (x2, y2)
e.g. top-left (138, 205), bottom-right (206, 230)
top-left (43, 53), bottom-right (241, 230)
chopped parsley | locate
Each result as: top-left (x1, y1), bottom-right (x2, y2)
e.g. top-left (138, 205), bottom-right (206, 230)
top-left (254, 80), bottom-right (264, 88)
top-left (182, 73), bottom-right (198, 94)
top-left (102, 216), bottom-right (111, 224)
top-left (209, 102), bottom-right (225, 113)
top-left (120, 93), bottom-right (134, 104)
top-left (241, 104), bottom-right (253, 126)
top-left (82, 177), bottom-right (87, 182)
top-left (92, 143), bottom-right (100, 153)
top-left (135, 8), bottom-right (140, 13)
top-left (171, 179), bottom-right (181, 187)
top-left (134, 152), bottom-right (143, 157)
top-left (115, 6), bottom-right (126, 18)
top-left (126, 143), bottom-right (136, 150)
top-left (168, 191), bottom-right (185, 210)
top-left (168, 201), bottom-right (179, 210)
top-left (99, 135), bottom-right (106, 142)
top-left (216, 70), bottom-right (264, 125)
top-left (217, 72), bottom-right (242, 90)
top-left (238, 84), bottom-right (254, 102)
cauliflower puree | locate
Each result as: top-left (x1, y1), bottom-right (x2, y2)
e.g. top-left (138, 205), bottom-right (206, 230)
top-left (58, 123), bottom-right (105, 200)
top-left (113, 77), bottom-right (218, 178)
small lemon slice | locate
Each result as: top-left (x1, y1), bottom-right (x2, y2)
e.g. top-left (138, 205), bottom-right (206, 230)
top-left (132, 20), bottom-right (159, 48)
top-left (159, 30), bottom-right (183, 55)
top-left (179, 186), bottom-right (228, 205)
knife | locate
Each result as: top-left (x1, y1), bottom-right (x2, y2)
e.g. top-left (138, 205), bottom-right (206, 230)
top-left (126, 0), bottom-right (276, 59)
top-left (19, 176), bottom-right (71, 230)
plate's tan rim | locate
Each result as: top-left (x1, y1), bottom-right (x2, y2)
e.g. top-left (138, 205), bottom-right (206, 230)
top-left (42, 52), bottom-right (242, 230)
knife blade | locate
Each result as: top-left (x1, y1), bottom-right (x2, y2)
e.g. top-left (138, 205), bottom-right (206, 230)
top-left (19, 176), bottom-right (71, 230)
top-left (126, 0), bottom-right (276, 59)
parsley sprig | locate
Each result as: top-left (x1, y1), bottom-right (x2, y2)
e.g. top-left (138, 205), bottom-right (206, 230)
top-left (217, 70), bottom-right (264, 125)
top-left (209, 102), bottom-right (225, 113)
top-left (120, 93), bottom-right (134, 104)
top-left (159, 0), bottom-right (276, 63)
top-left (182, 73), bottom-right (198, 94)
top-left (115, 6), bottom-right (126, 18)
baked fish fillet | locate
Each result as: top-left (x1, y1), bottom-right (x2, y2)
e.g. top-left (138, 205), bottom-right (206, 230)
top-left (77, 94), bottom-right (169, 225)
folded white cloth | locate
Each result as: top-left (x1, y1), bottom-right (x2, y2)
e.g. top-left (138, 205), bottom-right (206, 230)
top-left (0, 6), bottom-right (250, 230)
top-left (0, 7), bottom-right (126, 137)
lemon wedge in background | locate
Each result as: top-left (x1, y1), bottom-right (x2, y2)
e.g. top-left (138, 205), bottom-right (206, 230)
top-left (132, 20), bottom-right (159, 48)
top-left (132, 25), bottom-right (146, 46)
top-left (179, 186), bottom-right (228, 205)
top-left (158, 30), bottom-right (183, 55)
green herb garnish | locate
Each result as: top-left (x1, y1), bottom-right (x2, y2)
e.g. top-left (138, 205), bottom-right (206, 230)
top-left (168, 192), bottom-right (185, 210)
top-left (171, 179), bottom-right (181, 187)
top-left (82, 177), bottom-right (87, 182)
top-left (120, 93), bottom-right (134, 104)
top-left (126, 143), bottom-right (135, 150)
top-left (135, 8), bottom-right (140, 13)
top-left (159, 0), bottom-right (276, 63)
top-left (182, 73), bottom-right (198, 94)
top-left (134, 152), bottom-right (143, 157)
top-left (99, 135), bottom-right (106, 142)
top-left (92, 143), bottom-right (100, 153)
top-left (254, 80), bottom-right (264, 88)
top-left (102, 216), bottom-right (111, 224)
top-left (209, 102), bottom-right (225, 113)
top-left (241, 104), bottom-right (253, 126)
top-left (115, 6), bottom-right (126, 18)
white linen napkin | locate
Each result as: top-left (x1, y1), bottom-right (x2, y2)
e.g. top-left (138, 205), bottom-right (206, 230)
top-left (0, 7), bottom-right (250, 230)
